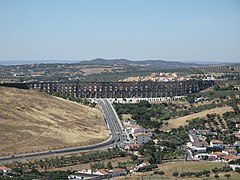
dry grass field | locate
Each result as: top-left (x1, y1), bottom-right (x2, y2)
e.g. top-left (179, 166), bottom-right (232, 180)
top-left (162, 106), bottom-right (233, 130)
top-left (81, 66), bottom-right (124, 75)
top-left (0, 87), bottom-right (107, 155)
top-left (113, 161), bottom-right (240, 180)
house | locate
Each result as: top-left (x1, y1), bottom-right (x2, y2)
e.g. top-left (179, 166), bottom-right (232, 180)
top-left (98, 169), bottom-right (109, 176)
top-left (136, 162), bottom-right (151, 170)
top-left (137, 162), bottom-right (150, 168)
top-left (124, 143), bottom-right (140, 151)
top-left (131, 125), bottom-right (144, 134)
top-left (223, 154), bottom-right (239, 161)
top-left (0, 166), bottom-right (11, 174)
top-left (192, 141), bottom-right (209, 148)
top-left (108, 168), bottom-right (126, 177)
top-left (222, 149), bottom-right (237, 155)
top-left (191, 146), bottom-right (207, 153)
top-left (68, 173), bottom-right (103, 180)
top-left (212, 152), bottom-right (226, 159)
top-left (210, 140), bottom-right (224, 148)
top-left (127, 166), bottom-right (136, 174)
top-left (194, 153), bottom-right (217, 161)
top-left (133, 132), bottom-right (151, 145)
top-left (70, 168), bottom-right (126, 179)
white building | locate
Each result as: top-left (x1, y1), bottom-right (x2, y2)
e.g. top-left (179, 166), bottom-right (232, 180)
top-left (210, 140), bottom-right (224, 148)
top-left (108, 168), bottom-right (126, 177)
top-left (194, 153), bottom-right (217, 161)
top-left (0, 166), bottom-right (11, 174)
top-left (191, 141), bottom-right (209, 148)
top-left (191, 147), bottom-right (207, 153)
top-left (131, 125), bottom-right (144, 134)
top-left (222, 149), bottom-right (237, 155)
top-left (133, 132), bottom-right (151, 145)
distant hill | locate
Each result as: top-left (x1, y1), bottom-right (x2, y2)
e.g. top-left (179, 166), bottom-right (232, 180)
top-left (78, 58), bottom-right (201, 69)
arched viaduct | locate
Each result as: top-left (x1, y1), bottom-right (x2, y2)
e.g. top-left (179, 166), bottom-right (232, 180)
top-left (1, 80), bottom-right (214, 98)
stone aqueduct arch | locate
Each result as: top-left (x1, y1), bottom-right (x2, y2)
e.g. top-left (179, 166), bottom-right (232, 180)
top-left (22, 80), bottom-right (214, 98)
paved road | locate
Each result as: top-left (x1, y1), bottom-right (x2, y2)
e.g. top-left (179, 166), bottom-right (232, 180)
top-left (99, 99), bottom-right (130, 146)
top-left (0, 99), bottom-right (128, 162)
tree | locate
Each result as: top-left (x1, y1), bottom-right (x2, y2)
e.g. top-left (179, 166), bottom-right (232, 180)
top-left (154, 170), bottom-right (165, 175)
top-left (214, 174), bottom-right (219, 179)
top-left (106, 161), bottom-right (113, 169)
top-left (89, 102), bottom-right (96, 108)
top-left (172, 171), bottom-right (179, 177)
top-left (235, 167), bottom-right (240, 173)
top-left (213, 85), bottom-right (221, 91)
top-left (225, 174), bottom-right (231, 179)
top-left (131, 154), bottom-right (138, 161)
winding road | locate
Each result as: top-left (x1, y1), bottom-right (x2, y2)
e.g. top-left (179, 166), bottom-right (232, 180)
top-left (0, 99), bottom-right (128, 162)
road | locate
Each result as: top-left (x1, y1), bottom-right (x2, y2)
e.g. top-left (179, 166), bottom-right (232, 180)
top-left (0, 99), bottom-right (128, 162)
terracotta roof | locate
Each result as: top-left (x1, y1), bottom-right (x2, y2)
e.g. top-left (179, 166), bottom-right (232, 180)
top-left (141, 162), bottom-right (150, 166)
top-left (211, 140), bottom-right (223, 143)
top-left (192, 141), bottom-right (208, 145)
top-left (224, 154), bottom-right (239, 159)
top-left (111, 168), bottom-right (125, 173)
top-left (223, 149), bottom-right (237, 152)
top-left (0, 166), bottom-right (11, 171)
top-left (98, 169), bottom-right (109, 175)
top-left (212, 152), bottom-right (226, 156)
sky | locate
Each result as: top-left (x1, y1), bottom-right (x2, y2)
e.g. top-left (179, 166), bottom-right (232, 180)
top-left (0, 0), bottom-right (240, 63)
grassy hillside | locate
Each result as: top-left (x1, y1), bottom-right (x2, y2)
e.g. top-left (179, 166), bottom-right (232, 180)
top-left (0, 87), bottom-right (107, 155)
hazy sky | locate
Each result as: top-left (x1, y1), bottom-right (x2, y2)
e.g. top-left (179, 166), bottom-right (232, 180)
top-left (0, 0), bottom-right (240, 63)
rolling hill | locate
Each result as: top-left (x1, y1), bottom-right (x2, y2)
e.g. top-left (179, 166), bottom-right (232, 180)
top-left (0, 87), bottom-right (107, 155)
top-left (78, 58), bottom-right (201, 69)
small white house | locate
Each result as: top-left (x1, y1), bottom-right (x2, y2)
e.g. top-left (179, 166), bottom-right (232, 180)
top-left (109, 168), bottom-right (126, 177)
top-left (133, 132), bottom-right (151, 145)
top-left (131, 125), bottom-right (144, 134)
top-left (210, 140), bottom-right (224, 148)
top-left (0, 166), bottom-right (11, 174)
top-left (222, 149), bottom-right (237, 155)
top-left (192, 141), bottom-right (209, 148)
top-left (191, 146), bottom-right (207, 153)
top-left (194, 153), bottom-right (217, 161)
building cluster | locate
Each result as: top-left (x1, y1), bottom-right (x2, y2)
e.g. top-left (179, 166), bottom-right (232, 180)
top-left (142, 73), bottom-right (186, 82)
top-left (123, 118), bottom-right (154, 145)
top-left (67, 121), bottom-right (155, 179)
top-left (188, 130), bottom-right (240, 162)
top-left (68, 168), bottom-right (126, 180)
top-left (128, 124), bottom-right (153, 145)
top-left (68, 162), bottom-right (151, 180)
